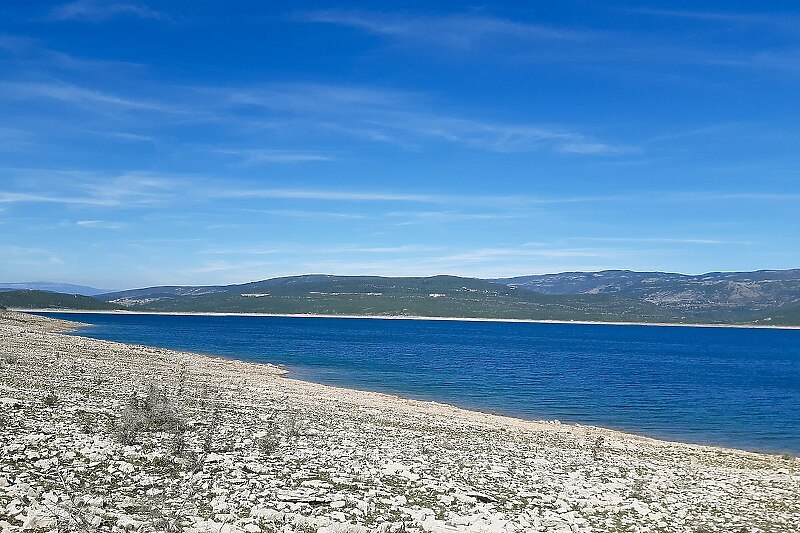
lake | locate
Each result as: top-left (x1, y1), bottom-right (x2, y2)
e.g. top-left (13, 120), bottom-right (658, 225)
top-left (40, 312), bottom-right (800, 454)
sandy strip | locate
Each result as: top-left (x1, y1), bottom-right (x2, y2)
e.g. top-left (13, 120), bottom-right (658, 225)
top-left (0, 311), bottom-right (798, 533)
top-left (12, 307), bottom-right (800, 330)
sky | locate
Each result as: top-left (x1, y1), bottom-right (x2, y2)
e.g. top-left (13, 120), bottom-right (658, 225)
top-left (1, 1), bottom-right (799, 289)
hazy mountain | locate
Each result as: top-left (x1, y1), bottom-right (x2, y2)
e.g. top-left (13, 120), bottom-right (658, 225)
top-left (0, 290), bottom-right (124, 311)
top-left (495, 269), bottom-right (800, 312)
top-left (0, 282), bottom-right (113, 296)
top-left (4, 270), bottom-right (799, 326)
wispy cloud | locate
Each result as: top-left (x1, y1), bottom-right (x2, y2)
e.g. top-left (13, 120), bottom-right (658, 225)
top-left (328, 244), bottom-right (441, 254)
top-left (244, 209), bottom-right (367, 220)
top-left (49, 1), bottom-right (162, 22)
top-left (208, 187), bottom-right (598, 207)
top-left (0, 34), bottom-right (146, 74)
top-left (188, 241), bottom-right (618, 281)
top-left (223, 83), bottom-right (624, 154)
top-left (558, 142), bottom-right (636, 155)
top-left (211, 148), bottom-right (336, 164)
top-left (303, 9), bottom-right (800, 76)
top-left (579, 237), bottom-right (752, 245)
top-left (0, 192), bottom-right (115, 206)
top-left (302, 11), bottom-right (588, 50)
top-left (629, 7), bottom-right (800, 29)
top-left (0, 78), bottom-right (625, 155)
top-left (439, 246), bottom-right (609, 263)
top-left (75, 220), bottom-right (126, 229)
top-left (84, 130), bottom-right (154, 142)
top-left (210, 187), bottom-right (444, 204)
top-left (387, 210), bottom-right (524, 225)
top-left (202, 243), bottom-right (441, 256)
top-left (672, 192), bottom-right (800, 202)
top-left (4, 172), bottom-right (799, 212)
top-left (0, 246), bottom-right (65, 267)
top-left (395, 115), bottom-right (601, 153)
top-left (0, 172), bottom-right (179, 207)
top-left (0, 81), bottom-right (169, 113)
top-left (290, 252), bottom-right (617, 279)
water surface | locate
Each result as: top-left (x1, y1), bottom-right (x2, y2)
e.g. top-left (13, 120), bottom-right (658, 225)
top-left (40, 312), bottom-right (800, 454)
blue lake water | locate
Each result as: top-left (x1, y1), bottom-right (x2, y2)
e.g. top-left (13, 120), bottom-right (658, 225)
top-left (39, 312), bottom-right (800, 454)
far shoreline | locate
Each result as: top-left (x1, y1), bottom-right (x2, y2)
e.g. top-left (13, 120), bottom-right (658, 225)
top-left (13, 307), bottom-right (800, 331)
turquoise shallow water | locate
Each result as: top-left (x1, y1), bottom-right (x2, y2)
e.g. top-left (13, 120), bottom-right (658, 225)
top-left (40, 312), bottom-right (800, 454)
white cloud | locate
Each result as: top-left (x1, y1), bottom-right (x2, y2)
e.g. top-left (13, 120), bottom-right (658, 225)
top-left (211, 148), bottom-right (335, 164)
top-left (578, 237), bottom-right (751, 245)
top-left (629, 8), bottom-right (800, 28)
top-left (558, 143), bottom-right (637, 155)
top-left (0, 172), bottom-right (180, 207)
top-left (76, 220), bottom-right (125, 229)
top-left (210, 188), bottom-right (444, 203)
top-left (220, 83), bottom-right (625, 155)
top-left (439, 247), bottom-right (609, 263)
top-left (387, 210), bottom-right (525, 225)
top-left (0, 81), bottom-right (169, 112)
top-left (49, 1), bottom-right (162, 22)
top-left (0, 192), bottom-right (116, 206)
top-left (245, 209), bottom-right (368, 220)
top-left (0, 75), bottom-right (629, 155)
top-left (302, 11), bottom-right (588, 50)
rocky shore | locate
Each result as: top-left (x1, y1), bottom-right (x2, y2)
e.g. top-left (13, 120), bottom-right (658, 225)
top-left (1, 311), bottom-right (798, 532)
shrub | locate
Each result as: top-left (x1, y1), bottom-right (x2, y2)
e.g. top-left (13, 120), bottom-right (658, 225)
top-left (114, 385), bottom-right (182, 446)
top-left (43, 391), bottom-right (59, 407)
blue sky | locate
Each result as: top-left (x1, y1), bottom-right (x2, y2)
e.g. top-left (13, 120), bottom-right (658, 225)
top-left (1, 1), bottom-right (799, 289)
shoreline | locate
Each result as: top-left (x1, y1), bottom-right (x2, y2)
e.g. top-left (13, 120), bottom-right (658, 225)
top-left (15, 309), bottom-right (800, 457)
top-left (13, 307), bottom-right (800, 331)
top-left (1, 310), bottom-right (798, 532)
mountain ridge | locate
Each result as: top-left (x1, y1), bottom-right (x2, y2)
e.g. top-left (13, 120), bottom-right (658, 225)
top-left (0, 282), bottom-right (113, 296)
top-left (5, 269), bottom-right (799, 326)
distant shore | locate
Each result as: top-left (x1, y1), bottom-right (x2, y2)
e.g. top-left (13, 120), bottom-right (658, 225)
top-left (12, 307), bottom-right (800, 331)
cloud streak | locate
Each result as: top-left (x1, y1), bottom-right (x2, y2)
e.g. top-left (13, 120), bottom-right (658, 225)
top-left (302, 11), bottom-right (589, 50)
top-left (629, 7), bottom-right (800, 29)
top-left (221, 83), bottom-right (624, 154)
top-left (578, 237), bottom-right (752, 245)
top-left (0, 173), bottom-right (179, 207)
top-left (0, 81), bottom-right (170, 113)
top-left (75, 220), bottom-right (126, 229)
top-left (49, 1), bottom-right (162, 22)
top-left (0, 78), bottom-right (626, 155)
top-left (300, 8), bottom-right (800, 76)
top-left (211, 149), bottom-right (336, 164)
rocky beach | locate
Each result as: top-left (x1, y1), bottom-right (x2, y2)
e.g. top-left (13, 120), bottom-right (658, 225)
top-left (1, 311), bottom-right (798, 533)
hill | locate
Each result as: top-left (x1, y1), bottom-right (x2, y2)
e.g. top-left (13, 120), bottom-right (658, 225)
top-left (0, 282), bottom-right (113, 296)
top-left (5, 270), bottom-right (799, 326)
top-left (495, 269), bottom-right (800, 313)
top-left (0, 290), bottom-right (125, 311)
top-left (99, 274), bottom-right (679, 323)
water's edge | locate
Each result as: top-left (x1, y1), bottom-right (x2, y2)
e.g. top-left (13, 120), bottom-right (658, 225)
top-left (16, 307), bottom-right (800, 330)
top-left (34, 311), bottom-right (800, 456)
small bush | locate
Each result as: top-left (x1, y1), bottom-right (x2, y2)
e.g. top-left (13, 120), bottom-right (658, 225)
top-left (43, 391), bottom-right (59, 407)
top-left (592, 436), bottom-right (605, 461)
top-left (257, 433), bottom-right (280, 456)
top-left (114, 385), bottom-right (183, 446)
top-left (76, 409), bottom-right (95, 434)
top-left (170, 420), bottom-right (187, 456)
top-left (202, 408), bottom-right (220, 453)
